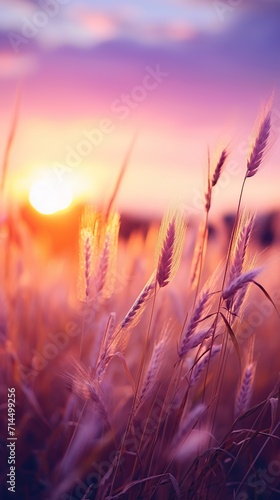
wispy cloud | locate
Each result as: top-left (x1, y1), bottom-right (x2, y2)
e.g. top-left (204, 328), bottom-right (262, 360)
top-left (35, 5), bottom-right (199, 49)
top-left (0, 0), bottom-right (275, 54)
top-left (0, 1), bottom-right (206, 52)
top-left (0, 1), bottom-right (34, 30)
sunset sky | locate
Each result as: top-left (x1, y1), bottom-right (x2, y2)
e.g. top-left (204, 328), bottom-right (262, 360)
top-left (0, 0), bottom-right (279, 217)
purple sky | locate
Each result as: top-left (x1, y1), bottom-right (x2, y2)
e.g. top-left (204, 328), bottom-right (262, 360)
top-left (0, 0), bottom-right (279, 216)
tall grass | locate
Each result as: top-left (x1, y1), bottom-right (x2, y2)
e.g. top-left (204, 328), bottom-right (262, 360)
top-left (1, 105), bottom-right (280, 500)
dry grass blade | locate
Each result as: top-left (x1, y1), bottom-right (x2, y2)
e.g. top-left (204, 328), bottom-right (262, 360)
top-left (269, 395), bottom-right (280, 432)
top-left (220, 312), bottom-right (241, 369)
top-left (190, 219), bottom-right (208, 290)
top-left (104, 131), bottom-right (138, 219)
top-left (252, 279), bottom-right (280, 319)
top-left (105, 473), bottom-right (181, 499)
top-left (204, 147), bottom-right (211, 212)
top-left (0, 89), bottom-right (21, 194)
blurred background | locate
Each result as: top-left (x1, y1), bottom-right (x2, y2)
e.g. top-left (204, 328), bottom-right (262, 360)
top-left (1, 5), bottom-right (280, 499)
top-left (0, 0), bottom-right (279, 221)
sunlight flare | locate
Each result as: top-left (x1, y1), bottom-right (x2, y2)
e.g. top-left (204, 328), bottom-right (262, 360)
top-left (29, 178), bottom-right (73, 215)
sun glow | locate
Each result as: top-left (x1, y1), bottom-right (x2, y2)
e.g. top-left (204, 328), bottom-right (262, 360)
top-left (29, 178), bottom-right (73, 215)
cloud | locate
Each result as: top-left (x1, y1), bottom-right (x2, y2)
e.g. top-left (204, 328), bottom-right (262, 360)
top-left (0, 1), bottom-right (200, 51)
top-left (36, 9), bottom-right (119, 49)
top-left (67, 6), bottom-right (198, 46)
top-left (0, 1), bottom-right (34, 30)
top-left (0, 0), bottom-right (279, 92)
top-left (71, 9), bottom-right (119, 39)
top-left (0, 0), bottom-right (279, 53)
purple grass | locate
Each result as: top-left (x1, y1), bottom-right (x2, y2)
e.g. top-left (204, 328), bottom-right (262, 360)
top-left (228, 214), bottom-right (255, 285)
top-left (180, 326), bottom-right (213, 354)
top-left (121, 281), bottom-right (155, 329)
top-left (157, 218), bottom-right (176, 288)
top-left (137, 339), bottom-right (164, 408)
top-left (84, 234), bottom-right (92, 301)
top-left (212, 148), bottom-right (228, 187)
top-left (246, 111), bottom-right (271, 178)
top-left (172, 404), bottom-right (206, 449)
top-left (235, 362), bottom-right (256, 416)
top-left (223, 268), bottom-right (262, 302)
top-left (190, 345), bottom-right (221, 387)
top-left (179, 289), bottom-right (211, 358)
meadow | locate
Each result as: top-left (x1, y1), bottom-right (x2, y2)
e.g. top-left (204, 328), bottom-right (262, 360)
top-left (1, 104), bottom-right (280, 500)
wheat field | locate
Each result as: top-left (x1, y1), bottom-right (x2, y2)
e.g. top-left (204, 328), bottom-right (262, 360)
top-left (1, 106), bottom-right (280, 500)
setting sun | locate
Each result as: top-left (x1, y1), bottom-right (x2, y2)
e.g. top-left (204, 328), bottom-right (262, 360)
top-left (29, 178), bottom-right (73, 215)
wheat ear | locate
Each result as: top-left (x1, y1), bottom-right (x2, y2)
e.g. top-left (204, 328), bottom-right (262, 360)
top-left (171, 404), bottom-right (206, 449)
top-left (136, 339), bottom-right (164, 410)
top-left (190, 345), bottom-right (221, 387)
top-left (179, 289), bottom-right (211, 358)
top-left (246, 110), bottom-right (271, 178)
top-left (180, 326), bottom-right (214, 355)
top-left (226, 213), bottom-right (255, 310)
top-left (156, 208), bottom-right (186, 288)
top-left (96, 212), bottom-right (120, 299)
top-left (107, 277), bottom-right (156, 356)
top-left (66, 361), bottom-right (109, 425)
top-left (235, 362), bottom-right (256, 417)
top-left (211, 148), bottom-right (228, 187)
top-left (223, 267), bottom-right (262, 302)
